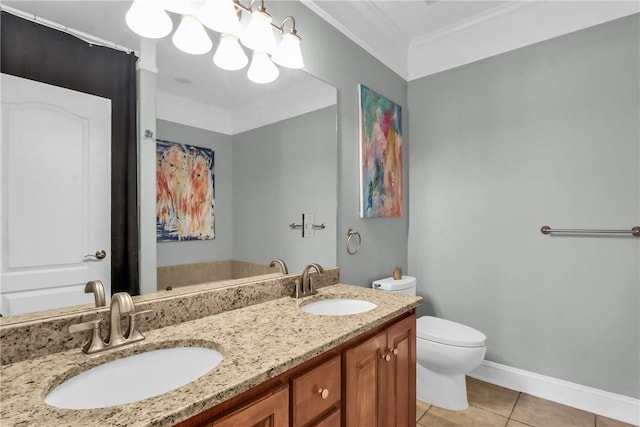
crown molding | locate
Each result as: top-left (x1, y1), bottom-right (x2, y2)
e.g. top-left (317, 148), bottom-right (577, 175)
top-left (408, 1), bottom-right (640, 81)
top-left (301, 0), bottom-right (409, 79)
top-left (302, 0), bottom-right (639, 83)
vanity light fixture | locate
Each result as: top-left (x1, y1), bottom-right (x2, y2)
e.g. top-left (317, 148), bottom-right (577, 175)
top-left (271, 17), bottom-right (303, 69)
top-left (247, 50), bottom-right (279, 84)
top-left (125, 0), bottom-right (304, 84)
top-left (213, 33), bottom-right (248, 70)
top-left (172, 14), bottom-right (213, 55)
top-left (125, 0), bottom-right (173, 39)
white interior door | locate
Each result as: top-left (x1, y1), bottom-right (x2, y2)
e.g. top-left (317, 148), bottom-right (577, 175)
top-left (0, 74), bottom-right (111, 316)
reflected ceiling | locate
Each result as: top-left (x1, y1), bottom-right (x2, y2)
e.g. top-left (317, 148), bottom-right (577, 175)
top-left (3, 1), bottom-right (318, 114)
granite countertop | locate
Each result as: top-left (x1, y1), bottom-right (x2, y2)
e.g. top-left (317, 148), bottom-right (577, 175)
top-left (0, 284), bottom-right (421, 427)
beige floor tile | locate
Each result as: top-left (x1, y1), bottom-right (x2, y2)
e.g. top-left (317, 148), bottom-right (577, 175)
top-left (511, 394), bottom-right (595, 427)
top-left (506, 420), bottom-right (534, 427)
top-left (596, 415), bottom-right (636, 427)
top-left (417, 404), bottom-right (508, 427)
top-left (417, 399), bottom-right (431, 421)
top-left (467, 376), bottom-right (520, 417)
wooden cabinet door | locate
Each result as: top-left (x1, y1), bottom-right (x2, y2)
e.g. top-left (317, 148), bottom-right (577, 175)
top-left (344, 332), bottom-right (387, 427)
top-left (292, 355), bottom-right (341, 427)
top-left (209, 386), bottom-right (289, 427)
top-left (385, 315), bottom-right (416, 427)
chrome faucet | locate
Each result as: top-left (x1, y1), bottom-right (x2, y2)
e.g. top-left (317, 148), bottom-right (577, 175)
top-left (269, 258), bottom-right (289, 275)
top-left (69, 292), bottom-right (153, 354)
top-left (84, 280), bottom-right (106, 307)
top-left (296, 263), bottom-right (324, 298)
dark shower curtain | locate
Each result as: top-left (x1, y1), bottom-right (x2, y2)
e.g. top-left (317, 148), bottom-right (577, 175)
top-left (1, 11), bottom-right (140, 295)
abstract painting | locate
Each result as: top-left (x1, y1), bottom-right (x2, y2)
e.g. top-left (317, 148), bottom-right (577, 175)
top-left (359, 84), bottom-right (403, 218)
top-left (156, 140), bottom-right (215, 241)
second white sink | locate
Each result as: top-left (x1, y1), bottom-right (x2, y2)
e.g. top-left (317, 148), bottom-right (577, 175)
top-left (45, 346), bottom-right (223, 409)
top-left (301, 298), bottom-right (377, 316)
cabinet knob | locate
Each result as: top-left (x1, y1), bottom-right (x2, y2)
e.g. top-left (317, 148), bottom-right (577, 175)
top-left (317, 388), bottom-right (329, 400)
top-left (392, 348), bottom-right (398, 356)
top-left (380, 352), bottom-right (391, 362)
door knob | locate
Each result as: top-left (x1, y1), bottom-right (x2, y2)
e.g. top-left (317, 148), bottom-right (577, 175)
top-left (84, 250), bottom-right (106, 260)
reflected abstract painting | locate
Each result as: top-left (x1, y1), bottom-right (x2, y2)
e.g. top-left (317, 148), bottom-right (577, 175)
top-left (359, 84), bottom-right (403, 218)
top-left (156, 140), bottom-right (215, 241)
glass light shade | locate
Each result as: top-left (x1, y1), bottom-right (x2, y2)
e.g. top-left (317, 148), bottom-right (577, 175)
top-left (125, 0), bottom-right (173, 39)
top-left (240, 10), bottom-right (277, 54)
top-left (198, 0), bottom-right (242, 36)
top-left (162, 0), bottom-right (194, 14)
top-left (213, 34), bottom-right (248, 71)
top-left (247, 51), bottom-right (279, 84)
top-left (272, 32), bottom-right (304, 69)
top-left (172, 15), bottom-right (213, 55)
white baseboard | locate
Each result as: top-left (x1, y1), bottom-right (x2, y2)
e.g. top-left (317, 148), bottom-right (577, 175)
top-left (469, 360), bottom-right (640, 426)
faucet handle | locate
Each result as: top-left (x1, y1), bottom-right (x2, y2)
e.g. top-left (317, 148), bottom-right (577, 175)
top-left (127, 309), bottom-right (154, 341)
top-left (69, 319), bottom-right (101, 334)
top-left (309, 277), bottom-right (318, 296)
top-left (69, 320), bottom-right (104, 354)
top-left (295, 278), bottom-right (306, 298)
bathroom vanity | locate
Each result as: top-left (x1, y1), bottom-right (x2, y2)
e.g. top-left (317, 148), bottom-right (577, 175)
top-left (178, 312), bottom-right (415, 427)
top-left (0, 272), bottom-right (421, 426)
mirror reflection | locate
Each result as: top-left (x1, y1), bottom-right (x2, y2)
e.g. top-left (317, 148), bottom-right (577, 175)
top-left (0, 1), bottom-right (337, 318)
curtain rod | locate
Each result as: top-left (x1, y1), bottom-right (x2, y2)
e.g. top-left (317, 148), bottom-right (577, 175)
top-left (1, 5), bottom-right (136, 55)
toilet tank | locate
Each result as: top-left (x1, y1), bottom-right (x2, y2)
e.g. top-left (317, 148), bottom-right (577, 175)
top-left (372, 276), bottom-right (416, 296)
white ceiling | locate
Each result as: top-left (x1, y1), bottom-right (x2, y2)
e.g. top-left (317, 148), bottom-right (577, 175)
top-left (302, 0), bottom-right (640, 80)
top-left (1, 0), bottom-right (337, 134)
top-left (3, 0), bottom-right (639, 111)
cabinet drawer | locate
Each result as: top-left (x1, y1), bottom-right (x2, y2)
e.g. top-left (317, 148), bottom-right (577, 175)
top-left (312, 408), bottom-right (341, 427)
top-left (208, 386), bottom-right (289, 427)
top-left (292, 355), bottom-right (341, 427)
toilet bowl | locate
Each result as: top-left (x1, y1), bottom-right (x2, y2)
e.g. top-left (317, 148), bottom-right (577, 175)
top-left (416, 316), bottom-right (486, 410)
top-left (372, 276), bottom-right (487, 410)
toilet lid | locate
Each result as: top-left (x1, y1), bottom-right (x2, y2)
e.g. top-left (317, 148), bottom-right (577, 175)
top-left (417, 316), bottom-right (486, 348)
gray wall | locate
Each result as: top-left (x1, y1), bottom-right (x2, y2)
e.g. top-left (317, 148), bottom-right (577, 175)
top-left (267, 1), bottom-right (410, 286)
top-left (232, 106), bottom-right (337, 273)
top-left (156, 119), bottom-right (233, 266)
top-left (408, 15), bottom-right (639, 398)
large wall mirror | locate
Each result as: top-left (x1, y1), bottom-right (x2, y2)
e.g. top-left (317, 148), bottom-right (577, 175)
top-left (0, 1), bottom-right (337, 318)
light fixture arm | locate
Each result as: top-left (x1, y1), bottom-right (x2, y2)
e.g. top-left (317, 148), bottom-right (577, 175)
top-left (274, 16), bottom-right (298, 36)
top-left (234, 0), bottom-right (265, 14)
top-left (234, 0), bottom-right (297, 36)
top-left (231, 0), bottom-right (247, 20)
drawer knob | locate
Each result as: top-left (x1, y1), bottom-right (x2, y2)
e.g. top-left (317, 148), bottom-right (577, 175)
top-left (317, 388), bottom-right (330, 399)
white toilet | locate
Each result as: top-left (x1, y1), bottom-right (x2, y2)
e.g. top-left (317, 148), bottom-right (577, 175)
top-left (373, 276), bottom-right (486, 410)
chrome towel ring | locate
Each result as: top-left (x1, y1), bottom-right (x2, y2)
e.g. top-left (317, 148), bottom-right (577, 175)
top-left (346, 228), bottom-right (362, 255)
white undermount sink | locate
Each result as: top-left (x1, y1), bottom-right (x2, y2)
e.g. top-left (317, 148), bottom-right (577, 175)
top-left (44, 346), bottom-right (223, 409)
top-left (300, 298), bottom-right (377, 316)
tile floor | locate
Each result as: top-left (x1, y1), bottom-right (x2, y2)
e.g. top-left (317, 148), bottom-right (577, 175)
top-left (416, 377), bottom-right (636, 427)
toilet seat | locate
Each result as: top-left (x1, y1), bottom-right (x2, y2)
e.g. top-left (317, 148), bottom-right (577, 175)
top-left (417, 316), bottom-right (486, 348)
